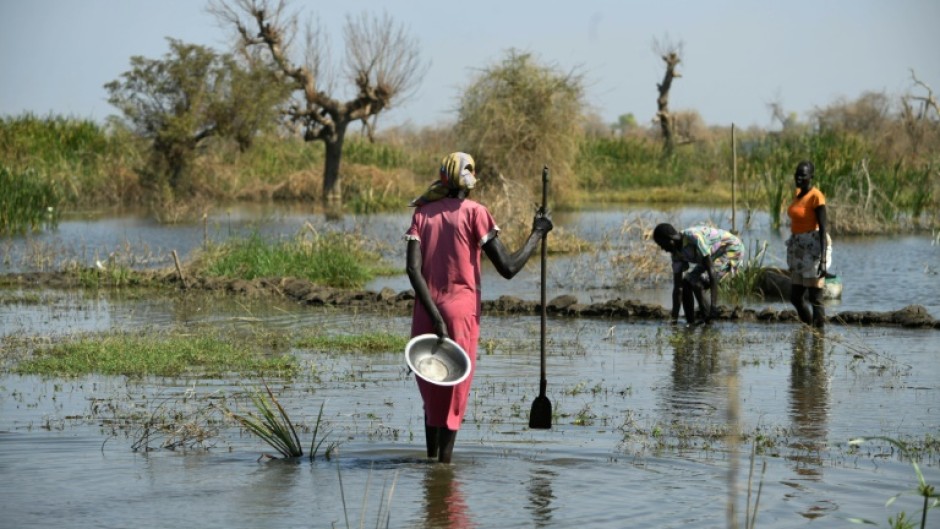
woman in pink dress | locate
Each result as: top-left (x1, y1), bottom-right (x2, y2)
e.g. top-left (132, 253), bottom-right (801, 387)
top-left (405, 152), bottom-right (552, 463)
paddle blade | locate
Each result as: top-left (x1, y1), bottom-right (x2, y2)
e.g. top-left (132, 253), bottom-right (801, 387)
top-left (528, 395), bottom-right (552, 429)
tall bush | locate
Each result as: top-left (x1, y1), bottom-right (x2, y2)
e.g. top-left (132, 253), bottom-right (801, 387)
top-left (456, 50), bottom-right (586, 217)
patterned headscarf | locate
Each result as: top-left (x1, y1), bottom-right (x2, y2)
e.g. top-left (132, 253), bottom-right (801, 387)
top-left (409, 152), bottom-right (478, 207)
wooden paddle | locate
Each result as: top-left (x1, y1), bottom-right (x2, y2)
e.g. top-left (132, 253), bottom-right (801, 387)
top-left (529, 166), bottom-right (552, 429)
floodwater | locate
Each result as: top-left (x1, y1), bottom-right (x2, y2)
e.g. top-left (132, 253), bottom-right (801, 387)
top-left (1, 206), bottom-right (938, 529)
top-left (2, 204), bottom-right (939, 315)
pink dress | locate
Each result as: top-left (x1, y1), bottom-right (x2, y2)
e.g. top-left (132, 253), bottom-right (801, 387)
top-left (405, 198), bottom-right (499, 431)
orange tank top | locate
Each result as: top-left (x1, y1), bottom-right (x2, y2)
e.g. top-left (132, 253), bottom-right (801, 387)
top-left (787, 187), bottom-right (825, 234)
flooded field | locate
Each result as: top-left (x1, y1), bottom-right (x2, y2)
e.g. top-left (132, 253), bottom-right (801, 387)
top-left (1, 207), bottom-right (938, 528)
top-left (3, 205), bottom-right (939, 316)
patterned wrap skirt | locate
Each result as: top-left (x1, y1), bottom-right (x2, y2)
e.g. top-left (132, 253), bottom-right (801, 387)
top-left (786, 231), bottom-right (832, 288)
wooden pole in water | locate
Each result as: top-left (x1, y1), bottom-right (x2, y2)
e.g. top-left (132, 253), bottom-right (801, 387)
top-left (731, 123), bottom-right (737, 234)
top-left (172, 250), bottom-right (188, 289)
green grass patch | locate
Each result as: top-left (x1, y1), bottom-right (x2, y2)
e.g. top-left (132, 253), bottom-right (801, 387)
top-left (296, 332), bottom-right (408, 353)
top-left (14, 331), bottom-right (297, 378)
top-left (192, 230), bottom-right (386, 288)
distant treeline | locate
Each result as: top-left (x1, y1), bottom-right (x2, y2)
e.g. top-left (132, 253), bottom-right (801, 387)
top-left (1, 96), bottom-right (938, 235)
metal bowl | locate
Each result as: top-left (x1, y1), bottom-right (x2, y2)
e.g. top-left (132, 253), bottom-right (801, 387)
top-left (405, 334), bottom-right (472, 386)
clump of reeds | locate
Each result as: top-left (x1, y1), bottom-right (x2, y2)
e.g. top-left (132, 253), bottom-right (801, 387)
top-left (828, 159), bottom-right (939, 234)
top-left (0, 166), bottom-right (61, 234)
top-left (759, 170), bottom-right (788, 230)
top-left (575, 134), bottom-right (732, 205)
top-left (0, 114), bottom-right (142, 207)
top-left (227, 380), bottom-right (336, 460)
top-left (719, 239), bottom-right (769, 304)
top-left (342, 162), bottom-right (423, 214)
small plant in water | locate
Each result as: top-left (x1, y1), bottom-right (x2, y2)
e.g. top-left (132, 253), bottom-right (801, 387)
top-left (227, 380), bottom-right (335, 460)
top-left (572, 404), bottom-right (595, 426)
top-left (846, 436), bottom-right (938, 529)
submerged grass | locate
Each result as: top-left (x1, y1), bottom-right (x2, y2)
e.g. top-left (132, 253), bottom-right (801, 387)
top-left (296, 332), bottom-right (409, 353)
top-left (12, 330), bottom-right (297, 378)
top-left (3, 323), bottom-right (415, 380)
top-left (125, 386), bottom-right (227, 452)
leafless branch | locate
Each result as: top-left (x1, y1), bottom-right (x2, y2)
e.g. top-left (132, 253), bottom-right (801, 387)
top-left (908, 68), bottom-right (939, 120)
top-left (210, 0), bottom-right (427, 201)
top-left (652, 35), bottom-right (684, 154)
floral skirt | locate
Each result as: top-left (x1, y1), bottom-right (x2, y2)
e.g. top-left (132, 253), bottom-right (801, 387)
top-left (786, 231), bottom-right (832, 287)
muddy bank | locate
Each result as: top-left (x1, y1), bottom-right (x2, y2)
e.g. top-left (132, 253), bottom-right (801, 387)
top-left (2, 270), bottom-right (938, 329)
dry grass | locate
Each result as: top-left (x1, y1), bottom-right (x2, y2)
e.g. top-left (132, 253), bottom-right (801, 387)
top-left (612, 218), bottom-right (672, 286)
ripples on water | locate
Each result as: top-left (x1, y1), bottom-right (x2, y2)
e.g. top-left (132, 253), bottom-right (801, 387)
top-left (1, 206), bottom-right (938, 528)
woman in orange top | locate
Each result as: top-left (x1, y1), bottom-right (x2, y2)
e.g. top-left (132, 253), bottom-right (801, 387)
top-left (786, 160), bottom-right (830, 328)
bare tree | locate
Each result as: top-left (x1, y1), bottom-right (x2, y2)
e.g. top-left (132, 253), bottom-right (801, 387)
top-left (210, 0), bottom-right (426, 208)
top-left (652, 36), bottom-right (683, 156)
top-left (906, 69), bottom-right (940, 119)
top-left (901, 69), bottom-right (940, 155)
top-left (766, 96), bottom-right (800, 132)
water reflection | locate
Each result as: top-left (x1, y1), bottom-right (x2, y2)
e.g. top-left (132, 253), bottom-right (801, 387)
top-left (671, 327), bottom-right (720, 391)
top-left (421, 465), bottom-right (475, 529)
top-left (241, 458), bottom-right (301, 511)
top-left (526, 467), bottom-right (557, 527)
top-left (667, 326), bottom-right (721, 414)
top-left (787, 328), bottom-right (830, 479)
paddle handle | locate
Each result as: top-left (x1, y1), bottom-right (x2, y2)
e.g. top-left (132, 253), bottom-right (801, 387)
top-left (540, 166), bottom-right (549, 388)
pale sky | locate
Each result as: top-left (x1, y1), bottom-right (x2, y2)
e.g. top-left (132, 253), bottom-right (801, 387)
top-left (1, 0), bottom-right (938, 130)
